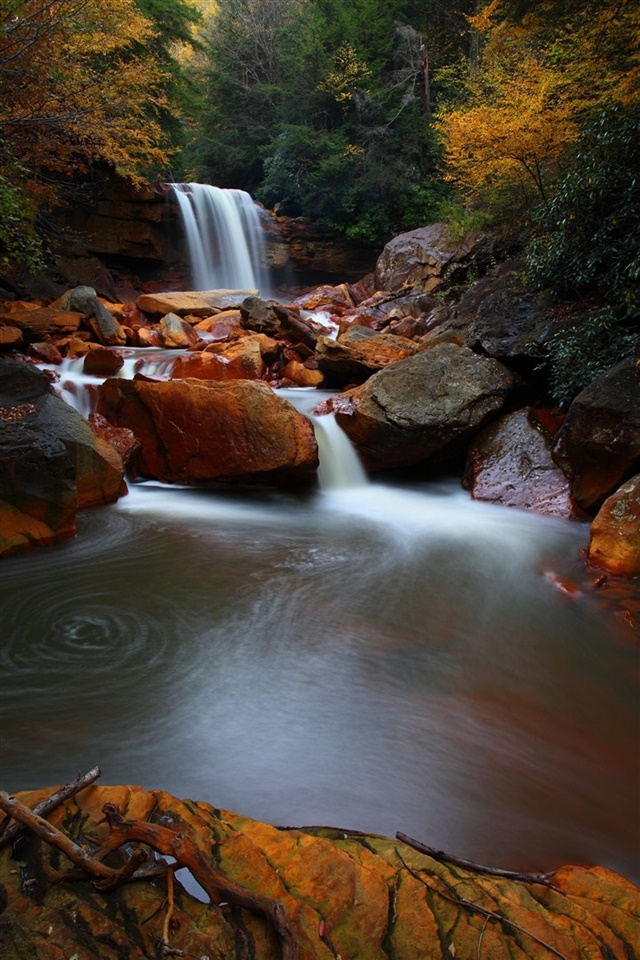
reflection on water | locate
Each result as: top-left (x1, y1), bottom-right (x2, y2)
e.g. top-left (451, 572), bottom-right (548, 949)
top-left (1, 479), bottom-right (638, 882)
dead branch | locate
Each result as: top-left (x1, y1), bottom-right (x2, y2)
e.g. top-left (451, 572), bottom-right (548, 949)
top-left (98, 804), bottom-right (299, 960)
top-left (0, 766), bottom-right (101, 850)
top-left (397, 850), bottom-right (569, 960)
top-left (396, 832), bottom-right (562, 891)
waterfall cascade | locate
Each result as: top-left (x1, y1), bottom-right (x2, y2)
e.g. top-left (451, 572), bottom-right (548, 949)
top-left (171, 183), bottom-right (272, 294)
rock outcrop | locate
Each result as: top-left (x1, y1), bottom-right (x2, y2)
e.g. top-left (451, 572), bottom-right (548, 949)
top-left (316, 325), bottom-right (419, 384)
top-left (552, 358), bottom-right (640, 511)
top-left (375, 223), bottom-right (495, 293)
top-left (1, 783), bottom-right (638, 960)
top-left (97, 376), bottom-right (319, 485)
top-left (464, 408), bottom-right (583, 519)
top-left (333, 343), bottom-right (516, 471)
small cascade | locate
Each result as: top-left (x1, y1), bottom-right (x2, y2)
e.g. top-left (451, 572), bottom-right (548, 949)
top-left (312, 414), bottom-right (368, 490)
top-left (171, 183), bottom-right (272, 294)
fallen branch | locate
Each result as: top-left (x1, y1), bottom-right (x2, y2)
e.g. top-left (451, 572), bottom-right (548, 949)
top-left (97, 804), bottom-right (299, 960)
top-left (397, 850), bottom-right (569, 960)
top-left (0, 766), bottom-right (101, 850)
top-left (396, 832), bottom-right (561, 891)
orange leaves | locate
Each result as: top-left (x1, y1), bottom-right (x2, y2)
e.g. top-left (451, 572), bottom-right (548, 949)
top-left (0, 0), bottom-right (172, 204)
top-left (436, 0), bottom-right (640, 209)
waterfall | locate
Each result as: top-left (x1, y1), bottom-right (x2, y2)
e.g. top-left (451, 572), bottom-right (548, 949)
top-left (171, 183), bottom-right (272, 294)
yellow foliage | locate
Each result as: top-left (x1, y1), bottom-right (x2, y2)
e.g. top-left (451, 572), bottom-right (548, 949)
top-left (318, 42), bottom-right (371, 103)
top-left (437, 0), bottom-right (640, 206)
top-left (0, 0), bottom-right (173, 201)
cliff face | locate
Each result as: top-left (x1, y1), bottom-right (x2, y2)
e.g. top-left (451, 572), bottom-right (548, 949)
top-left (44, 175), bottom-right (376, 297)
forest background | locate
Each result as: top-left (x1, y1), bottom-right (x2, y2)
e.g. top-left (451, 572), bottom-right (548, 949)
top-left (0, 0), bottom-right (638, 405)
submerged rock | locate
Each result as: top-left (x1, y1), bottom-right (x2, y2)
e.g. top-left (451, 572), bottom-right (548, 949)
top-left (97, 376), bottom-right (318, 485)
top-left (0, 783), bottom-right (638, 960)
top-left (334, 343), bottom-right (516, 471)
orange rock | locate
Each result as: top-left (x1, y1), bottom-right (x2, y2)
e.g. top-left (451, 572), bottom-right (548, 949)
top-left (588, 474), bottom-right (640, 577)
top-left (0, 325), bottom-right (23, 349)
top-left (1, 783), bottom-right (638, 960)
top-left (27, 342), bottom-right (63, 365)
top-left (97, 376), bottom-right (318, 485)
top-left (0, 307), bottom-right (83, 338)
top-left (279, 360), bottom-right (325, 387)
top-left (83, 347), bottom-right (125, 377)
top-left (173, 337), bottom-right (266, 381)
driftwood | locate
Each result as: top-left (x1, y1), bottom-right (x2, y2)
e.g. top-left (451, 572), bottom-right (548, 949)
top-left (396, 831), bottom-right (561, 890)
top-left (0, 766), bottom-right (101, 849)
top-left (0, 788), bottom-right (299, 960)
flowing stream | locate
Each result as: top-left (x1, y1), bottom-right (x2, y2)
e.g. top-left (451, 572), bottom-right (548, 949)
top-left (1, 357), bottom-right (638, 883)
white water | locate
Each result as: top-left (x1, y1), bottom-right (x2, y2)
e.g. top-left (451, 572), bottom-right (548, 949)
top-left (6, 354), bottom-right (638, 883)
top-left (171, 182), bottom-right (272, 294)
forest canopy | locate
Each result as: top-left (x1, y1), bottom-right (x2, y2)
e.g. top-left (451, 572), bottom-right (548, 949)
top-left (1, 0), bottom-right (639, 275)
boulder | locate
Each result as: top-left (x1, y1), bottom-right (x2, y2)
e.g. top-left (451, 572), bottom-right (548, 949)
top-left (588, 474), bottom-right (640, 577)
top-left (171, 337), bottom-right (266, 381)
top-left (463, 285), bottom-right (556, 361)
top-left (1, 783), bottom-right (638, 960)
top-left (333, 343), bottom-right (516, 471)
top-left (52, 284), bottom-right (99, 315)
top-left (316, 326), bottom-right (418, 384)
top-left (194, 308), bottom-right (244, 340)
top-left (27, 341), bottom-right (63, 364)
top-left (552, 359), bottom-right (640, 511)
top-left (89, 413), bottom-right (141, 469)
top-left (464, 408), bottom-right (583, 518)
top-left (375, 223), bottom-right (492, 293)
top-left (0, 358), bottom-right (125, 554)
top-left (136, 289), bottom-right (257, 317)
top-left (279, 359), bottom-right (325, 387)
top-left (86, 298), bottom-right (128, 346)
top-left (240, 295), bottom-right (281, 334)
top-left (0, 306), bottom-right (83, 339)
top-left (0, 325), bottom-right (24, 350)
top-left (83, 346), bottom-right (125, 377)
top-left (97, 376), bottom-right (318, 485)
top-left (158, 312), bottom-right (199, 349)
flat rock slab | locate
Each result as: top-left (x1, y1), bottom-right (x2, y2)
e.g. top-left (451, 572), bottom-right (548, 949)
top-left (0, 784), bottom-right (638, 960)
top-left (136, 289), bottom-right (258, 317)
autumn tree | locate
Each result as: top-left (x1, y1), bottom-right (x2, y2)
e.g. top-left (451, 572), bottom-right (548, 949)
top-left (0, 0), bottom-right (187, 270)
top-left (436, 0), bottom-right (640, 220)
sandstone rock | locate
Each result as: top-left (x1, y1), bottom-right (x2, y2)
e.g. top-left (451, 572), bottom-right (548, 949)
top-left (375, 223), bottom-right (492, 293)
top-left (279, 360), bottom-right (325, 387)
top-left (27, 341), bottom-right (63, 364)
top-left (588, 474), bottom-right (640, 577)
top-left (194, 308), bottom-right (244, 340)
top-left (83, 347), bottom-right (125, 377)
top-left (463, 285), bottom-right (555, 361)
top-left (334, 343), bottom-right (516, 471)
top-left (97, 376), bottom-right (318, 485)
top-left (53, 284), bottom-right (98, 315)
top-left (158, 312), bottom-right (199, 349)
top-left (464, 408), bottom-right (583, 518)
top-left (552, 358), bottom-right (640, 511)
top-left (89, 413), bottom-right (140, 469)
top-left (0, 325), bottom-right (24, 349)
top-left (316, 325), bottom-right (418, 384)
top-left (172, 337), bottom-right (266, 381)
top-left (136, 289), bottom-right (257, 317)
top-left (0, 306), bottom-right (83, 339)
top-left (1, 783), bottom-right (638, 960)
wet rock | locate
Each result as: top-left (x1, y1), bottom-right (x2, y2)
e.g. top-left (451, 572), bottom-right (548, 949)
top-left (316, 326), bottom-right (418, 384)
top-left (1, 783), bottom-right (638, 960)
top-left (334, 343), bottom-right (516, 471)
top-left (0, 358), bottom-right (125, 554)
top-left (278, 359), bottom-right (325, 387)
top-left (83, 347), bottom-right (125, 377)
top-left (463, 284), bottom-right (556, 361)
top-left (27, 341), bottom-right (63, 364)
top-left (53, 284), bottom-right (99, 315)
top-left (172, 337), bottom-right (266, 381)
top-left (89, 413), bottom-right (140, 469)
top-left (588, 474), bottom-right (640, 577)
top-left (552, 358), bottom-right (640, 511)
top-left (136, 289), bottom-right (257, 317)
top-left (194, 308), bottom-right (244, 340)
top-left (464, 408), bottom-right (583, 518)
top-left (97, 376), bottom-right (318, 485)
